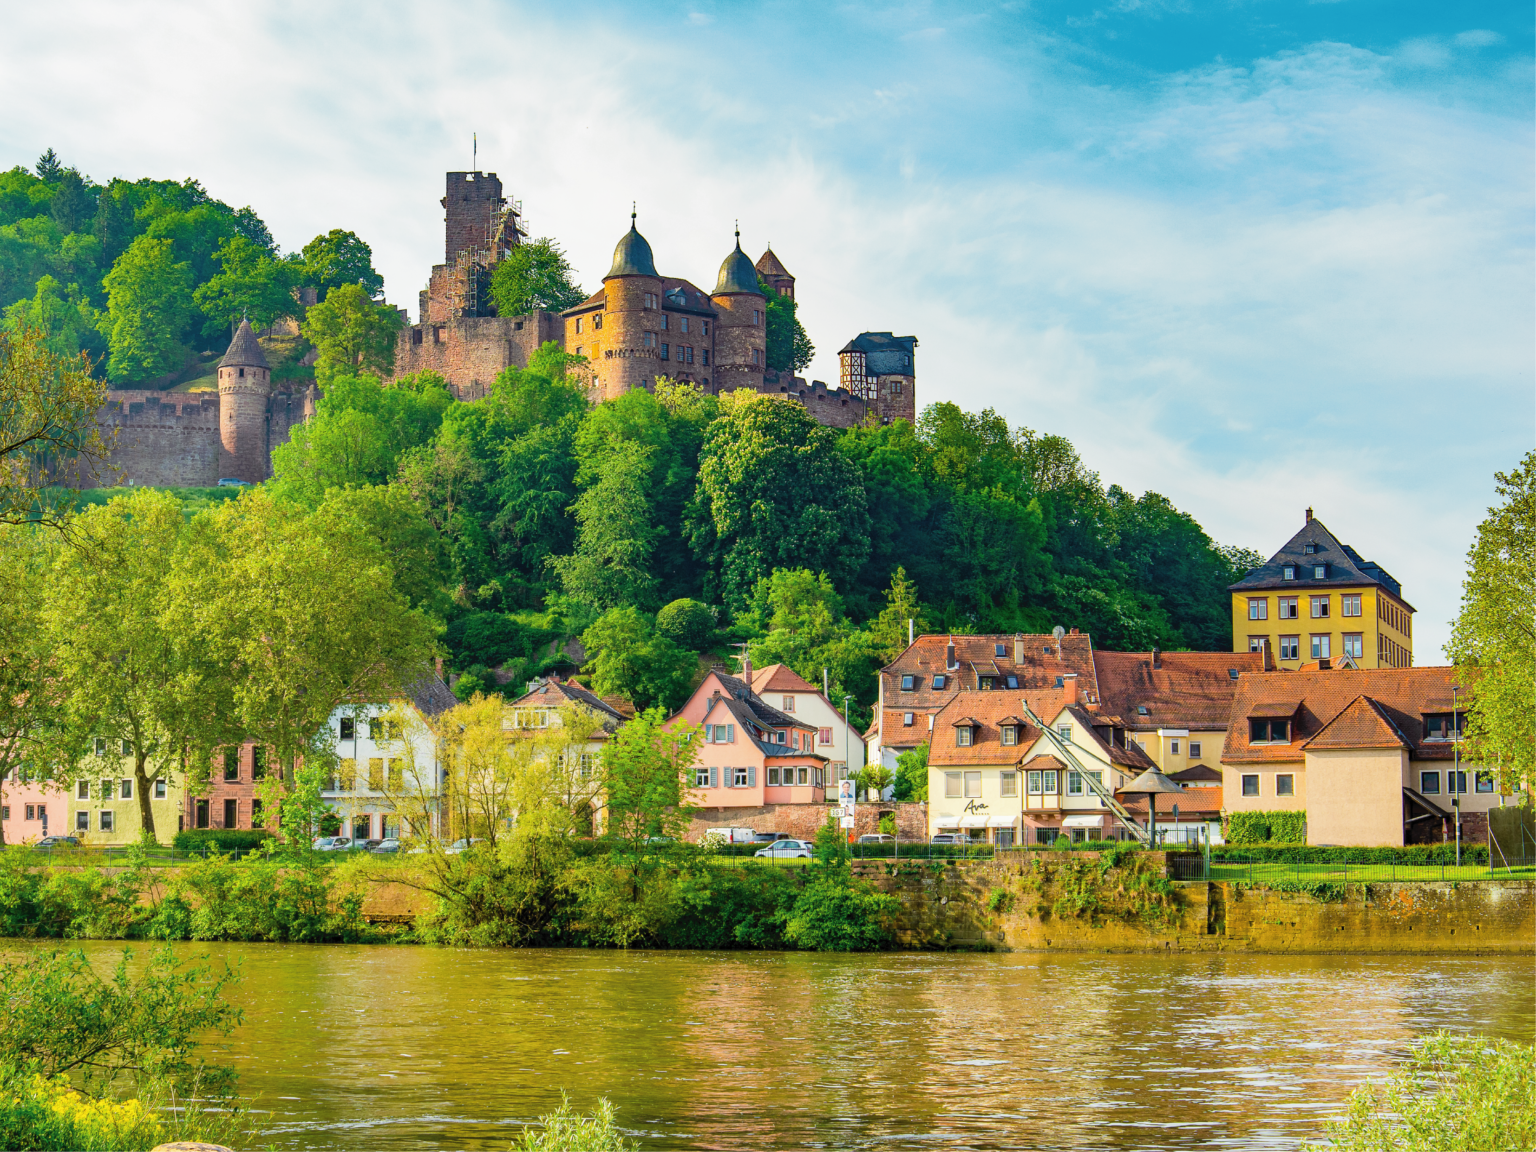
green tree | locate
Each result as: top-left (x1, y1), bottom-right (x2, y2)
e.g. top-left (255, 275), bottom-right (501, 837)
top-left (600, 707), bottom-right (700, 897)
top-left (655, 598), bottom-right (715, 650)
top-left (2, 275), bottom-right (105, 361)
top-left (867, 566), bottom-right (929, 665)
top-left (760, 278), bottom-right (813, 373)
top-left (34, 149), bottom-right (62, 182)
top-left (193, 235), bottom-right (300, 331)
top-left (301, 283), bottom-right (403, 383)
top-left (49, 169), bottom-right (93, 235)
top-left (99, 236), bottom-right (193, 382)
top-left (489, 237), bottom-right (586, 316)
top-left (1448, 452), bottom-right (1536, 795)
top-left (741, 568), bottom-right (874, 717)
top-left (893, 742), bottom-right (929, 802)
top-left (550, 438), bottom-right (661, 610)
top-left (581, 607), bottom-right (695, 713)
top-left (301, 229), bottom-right (383, 299)
top-left (44, 490), bottom-right (231, 841)
top-left (0, 526), bottom-right (62, 845)
top-left (0, 327), bottom-right (111, 525)
top-left (688, 392), bottom-right (870, 611)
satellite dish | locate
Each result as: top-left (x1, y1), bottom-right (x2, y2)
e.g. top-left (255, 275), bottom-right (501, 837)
top-left (1052, 625), bottom-right (1066, 642)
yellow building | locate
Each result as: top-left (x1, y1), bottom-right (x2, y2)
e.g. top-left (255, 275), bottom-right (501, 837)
top-left (66, 741), bottom-right (185, 845)
top-left (1229, 509), bottom-right (1413, 671)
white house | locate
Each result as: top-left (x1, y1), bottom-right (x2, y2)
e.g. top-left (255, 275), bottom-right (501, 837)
top-left (749, 664), bottom-right (866, 792)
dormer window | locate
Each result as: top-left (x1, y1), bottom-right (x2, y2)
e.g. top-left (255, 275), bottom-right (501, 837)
top-left (1314, 564), bottom-right (1327, 579)
top-left (1424, 714), bottom-right (1464, 741)
top-left (1006, 675), bottom-right (1019, 689)
top-left (932, 674), bottom-right (946, 689)
top-left (1283, 565), bottom-right (1296, 580)
top-left (900, 674), bottom-right (915, 691)
top-left (1228, 669), bottom-right (1240, 680)
top-left (994, 643), bottom-right (1006, 657)
top-left (980, 677), bottom-right (994, 690)
top-left (1304, 543), bottom-right (1316, 554)
top-left (956, 726), bottom-right (973, 747)
top-left (1136, 705), bottom-right (1149, 716)
top-left (1001, 725), bottom-right (1017, 746)
top-left (903, 712), bottom-right (914, 726)
top-left (1054, 676), bottom-right (1064, 688)
top-left (1250, 718), bottom-right (1290, 743)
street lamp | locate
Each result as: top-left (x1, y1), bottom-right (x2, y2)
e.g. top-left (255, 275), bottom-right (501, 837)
top-left (1452, 685), bottom-right (1462, 866)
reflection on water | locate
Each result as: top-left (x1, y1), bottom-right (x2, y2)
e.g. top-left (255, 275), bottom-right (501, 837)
top-left (51, 943), bottom-right (1536, 1150)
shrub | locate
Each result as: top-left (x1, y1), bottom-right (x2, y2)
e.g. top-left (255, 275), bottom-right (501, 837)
top-left (655, 598), bottom-right (715, 650)
top-left (780, 873), bottom-right (899, 951)
top-left (1213, 844), bottom-right (1490, 866)
top-left (1226, 810), bottom-right (1307, 844)
top-left (0, 1071), bottom-right (166, 1152)
top-left (171, 828), bottom-right (273, 854)
top-left (878, 814), bottom-right (897, 837)
top-left (517, 1093), bottom-right (636, 1151)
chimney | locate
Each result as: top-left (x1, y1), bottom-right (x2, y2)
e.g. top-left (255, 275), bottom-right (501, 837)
top-left (1152, 647), bottom-right (1161, 670)
top-left (946, 638), bottom-right (957, 670)
top-left (743, 650), bottom-right (752, 689)
top-left (908, 618), bottom-right (914, 646)
top-left (1013, 634), bottom-right (1024, 664)
top-left (1063, 672), bottom-right (1079, 705)
top-left (434, 656), bottom-right (444, 680)
top-left (1305, 506), bottom-right (1313, 523)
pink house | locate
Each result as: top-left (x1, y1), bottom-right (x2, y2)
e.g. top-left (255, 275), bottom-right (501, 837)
top-left (672, 667), bottom-right (828, 808)
top-left (1, 771), bottom-right (63, 844)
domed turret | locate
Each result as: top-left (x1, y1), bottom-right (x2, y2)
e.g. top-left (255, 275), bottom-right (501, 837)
top-left (606, 212), bottom-right (658, 279)
top-left (713, 231), bottom-right (761, 296)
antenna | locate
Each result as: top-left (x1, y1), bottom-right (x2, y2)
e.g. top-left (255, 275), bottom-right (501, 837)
top-left (473, 132), bottom-right (477, 171)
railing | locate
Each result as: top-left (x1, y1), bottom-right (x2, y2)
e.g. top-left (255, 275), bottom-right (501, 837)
top-left (1199, 854), bottom-right (1528, 885)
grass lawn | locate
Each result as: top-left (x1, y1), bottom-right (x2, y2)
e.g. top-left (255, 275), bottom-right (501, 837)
top-left (1208, 860), bottom-right (1532, 883)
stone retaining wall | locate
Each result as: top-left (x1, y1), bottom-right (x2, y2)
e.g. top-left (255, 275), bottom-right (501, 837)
top-left (684, 802), bottom-right (927, 843)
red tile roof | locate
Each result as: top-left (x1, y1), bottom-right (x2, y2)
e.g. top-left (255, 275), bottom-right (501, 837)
top-left (751, 664), bottom-right (818, 694)
top-left (882, 632), bottom-right (1099, 718)
top-left (1304, 695), bottom-right (1410, 751)
top-left (1093, 650), bottom-right (1263, 731)
top-left (1222, 667), bottom-right (1467, 764)
top-left (929, 690), bottom-right (1070, 767)
top-left (1118, 786), bottom-right (1222, 816)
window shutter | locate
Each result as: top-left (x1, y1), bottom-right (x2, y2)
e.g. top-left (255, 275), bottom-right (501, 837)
top-left (727, 724), bottom-right (735, 743)
top-left (704, 724), bottom-right (713, 742)
top-left (710, 766), bottom-right (718, 788)
top-left (748, 765), bottom-right (756, 787)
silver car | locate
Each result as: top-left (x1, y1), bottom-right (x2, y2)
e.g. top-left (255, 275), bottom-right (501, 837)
top-left (754, 838), bottom-right (813, 859)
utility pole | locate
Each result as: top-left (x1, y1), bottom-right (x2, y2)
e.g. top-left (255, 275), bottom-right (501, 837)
top-left (1452, 685), bottom-right (1462, 867)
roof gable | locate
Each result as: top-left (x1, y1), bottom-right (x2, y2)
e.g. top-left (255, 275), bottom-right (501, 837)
top-left (1303, 695), bottom-right (1410, 751)
top-left (751, 663), bottom-right (818, 694)
top-left (1229, 515), bottom-right (1407, 603)
top-left (1093, 649), bottom-right (1262, 731)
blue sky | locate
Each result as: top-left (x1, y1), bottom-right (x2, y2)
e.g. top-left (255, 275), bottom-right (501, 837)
top-left (2, 0), bottom-right (1531, 659)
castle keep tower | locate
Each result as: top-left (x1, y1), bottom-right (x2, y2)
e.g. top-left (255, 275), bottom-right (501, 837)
top-left (217, 320), bottom-right (270, 483)
top-left (591, 214), bottom-right (665, 400)
top-left (443, 171), bottom-right (508, 264)
top-left (710, 232), bottom-right (767, 394)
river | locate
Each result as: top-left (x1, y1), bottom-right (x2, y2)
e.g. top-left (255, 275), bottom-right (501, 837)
top-left (45, 943), bottom-right (1536, 1150)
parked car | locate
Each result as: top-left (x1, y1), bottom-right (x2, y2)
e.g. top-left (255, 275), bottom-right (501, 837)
top-left (370, 838), bottom-right (401, 854)
top-left (754, 838), bottom-right (813, 859)
top-left (358, 838), bottom-right (383, 850)
top-left (34, 836), bottom-right (80, 849)
top-left (752, 831), bottom-right (786, 843)
top-left (312, 836), bottom-right (352, 851)
top-left (444, 837), bottom-right (487, 855)
top-left (856, 833), bottom-right (895, 844)
top-left (930, 834), bottom-right (962, 845)
top-left (704, 827), bottom-right (758, 844)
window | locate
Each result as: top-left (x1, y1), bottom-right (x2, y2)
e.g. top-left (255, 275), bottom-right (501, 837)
top-left (76, 811), bottom-right (89, 831)
top-left (1241, 774), bottom-right (1260, 797)
top-left (660, 314), bottom-right (669, 330)
top-left (337, 758), bottom-right (355, 791)
top-left (1067, 771), bottom-right (1083, 796)
top-left (223, 748), bottom-right (239, 782)
top-left (1054, 676), bottom-right (1064, 688)
top-left (643, 292), bottom-right (656, 309)
top-left (680, 317), bottom-right (689, 333)
top-left (1314, 565), bottom-right (1327, 579)
top-left (932, 675), bottom-right (946, 689)
top-left (1250, 718), bottom-right (1290, 743)
top-left (1248, 598), bottom-right (1268, 620)
top-left (1000, 771), bottom-right (1018, 797)
top-left (1276, 774), bottom-right (1295, 796)
top-left (752, 348), bottom-right (762, 366)
top-left (945, 772), bottom-right (962, 798)
top-left (223, 798), bottom-right (238, 828)
top-left (1, 807), bottom-right (8, 821)
top-left (643, 332), bottom-right (656, 348)
top-left (23, 804), bottom-right (33, 821)
top-left (818, 728), bottom-right (832, 745)
top-left (956, 726), bottom-right (972, 747)
top-left (252, 747), bottom-right (266, 778)
top-left (1279, 597), bottom-right (1299, 619)
top-left (99, 779), bottom-right (111, 801)
top-left (1311, 634), bottom-right (1331, 660)
top-left (980, 677), bottom-right (994, 690)
top-left (1304, 543), bottom-right (1316, 554)
top-left (121, 739), bottom-right (132, 756)
top-left (799, 766), bottom-right (811, 785)
top-left (251, 798), bottom-right (263, 826)
top-left (1043, 770), bottom-right (1059, 793)
top-left (154, 779), bottom-right (166, 799)
top-left (1001, 725), bottom-right (1017, 746)
top-left (1170, 740), bottom-right (1180, 756)
top-left (753, 310), bottom-right (761, 325)
top-left (1058, 724), bottom-right (1072, 742)
top-left (76, 780), bottom-right (89, 800)
top-left (1189, 741), bottom-right (1202, 758)
top-left (1419, 770), bottom-right (1440, 795)
top-left (1447, 771), bottom-right (1467, 794)
top-left (119, 779), bottom-right (132, 799)
top-left (94, 737), bottom-right (106, 757)
top-left (900, 674), bottom-right (915, 690)
top-left (1311, 596), bottom-right (1330, 619)
top-left (1342, 594), bottom-right (1362, 617)
top-left (734, 766), bottom-right (749, 787)
top-left (766, 767), bottom-right (779, 785)
top-left (100, 810), bottom-right (115, 832)
top-left (340, 717), bottom-right (355, 740)
top-left (782, 696), bottom-right (795, 713)
top-left (995, 643), bottom-right (1006, 657)
top-left (1476, 771), bottom-right (1495, 794)
top-left (1280, 635), bottom-right (1300, 660)
top-left (964, 771), bottom-right (982, 798)
top-left (1283, 565), bottom-right (1295, 580)
top-left (702, 350), bottom-right (709, 366)
top-left (593, 313), bottom-right (603, 329)
top-left (695, 767), bottom-right (712, 788)
top-left (660, 343), bottom-right (669, 360)
top-left (1006, 675), bottom-right (1018, 689)
top-left (1424, 714), bottom-right (1464, 741)
top-left (1343, 633), bottom-right (1363, 659)
top-left (390, 760), bottom-right (405, 789)
top-left (1028, 771), bottom-right (1042, 794)
top-left (903, 712), bottom-right (914, 726)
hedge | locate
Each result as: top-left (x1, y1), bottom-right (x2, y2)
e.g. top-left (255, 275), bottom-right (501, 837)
top-left (1225, 810), bottom-right (1307, 844)
top-left (1211, 843), bottom-right (1490, 866)
top-left (170, 829), bottom-right (273, 853)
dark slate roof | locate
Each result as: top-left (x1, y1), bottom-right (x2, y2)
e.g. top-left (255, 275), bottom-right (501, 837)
top-left (709, 693), bottom-right (827, 760)
top-left (707, 670), bottom-right (815, 734)
top-left (838, 331), bottom-right (917, 376)
top-left (1229, 515), bottom-right (1409, 604)
top-left (714, 236), bottom-right (762, 295)
top-left (509, 677), bottom-right (628, 730)
top-left (754, 247), bottom-right (793, 280)
top-left (406, 672), bottom-right (457, 717)
top-left (219, 319), bottom-right (269, 370)
top-left (606, 217), bottom-right (659, 279)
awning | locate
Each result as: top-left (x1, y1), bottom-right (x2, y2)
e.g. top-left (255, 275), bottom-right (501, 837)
top-left (936, 815), bottom-right (961, 829)
top-left (986, 814), bottom-right (1019, 828)
top-left (959, 815), bottom-right (989, 828)
top-left (1062, 814), bottom-right (1107, 829)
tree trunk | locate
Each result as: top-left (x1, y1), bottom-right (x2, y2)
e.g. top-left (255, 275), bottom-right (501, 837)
top-left (135, 753), bottom-right (157, 843)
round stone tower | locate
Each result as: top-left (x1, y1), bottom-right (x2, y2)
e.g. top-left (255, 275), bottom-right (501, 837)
top-left (217, 319), bottom-right (271, 484)
top-left (599, 213), bottom-right (664, 399)
top-left (709, 231), bottom-right (766, 395)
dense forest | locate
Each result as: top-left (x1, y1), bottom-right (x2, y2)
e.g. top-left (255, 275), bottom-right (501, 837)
top-left (4, 151), bottom-right (1260, 724)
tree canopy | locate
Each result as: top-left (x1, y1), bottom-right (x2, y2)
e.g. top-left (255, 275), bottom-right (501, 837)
top-left (489, 237), bottom-right (586, 317)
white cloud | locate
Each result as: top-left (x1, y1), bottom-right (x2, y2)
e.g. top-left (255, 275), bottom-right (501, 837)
top-left (1454, 29), bottom-right (1503, 49)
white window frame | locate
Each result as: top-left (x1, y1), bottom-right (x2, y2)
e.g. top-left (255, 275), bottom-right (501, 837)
top-left (945, 772), bottom-right (962, 798)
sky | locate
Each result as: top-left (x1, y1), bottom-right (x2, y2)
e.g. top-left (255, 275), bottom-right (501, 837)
top-left (2, 0), bottom-right (1531, 660)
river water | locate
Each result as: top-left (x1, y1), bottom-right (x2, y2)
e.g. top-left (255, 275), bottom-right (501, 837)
top-left (50, 943), bottom-right (1536, 1150)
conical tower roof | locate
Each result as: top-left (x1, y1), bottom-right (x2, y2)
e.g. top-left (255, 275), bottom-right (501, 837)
top-left (714, 230), bottom-right (761, 295)
top-left (219, 319), bottom-right (269, 370)
top-left (606, 212), bottom-right (658, 279)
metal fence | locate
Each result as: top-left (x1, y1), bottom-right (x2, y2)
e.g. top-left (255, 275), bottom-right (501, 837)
top-left (1186, 854), bottom-right (1529, 885)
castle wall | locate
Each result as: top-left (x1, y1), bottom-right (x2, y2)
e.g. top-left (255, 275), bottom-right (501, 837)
top-left (394, 312), bottom-right (562, 400)
top-left (85, 392), bottom-right (223, 488)
top-left (761, 374), bottom-right (872, 429)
